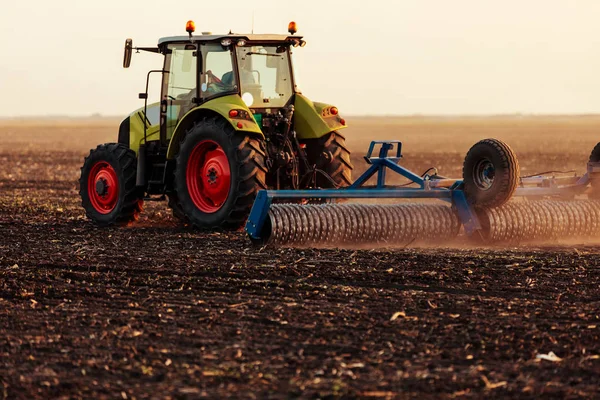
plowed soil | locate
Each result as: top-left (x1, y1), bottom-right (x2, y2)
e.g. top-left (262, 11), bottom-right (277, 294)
top-left (1, 117), bottom-right (599, 399)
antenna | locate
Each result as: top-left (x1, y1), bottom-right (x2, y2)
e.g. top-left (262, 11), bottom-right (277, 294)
top-left (252, 10), bottom-right (255, 34)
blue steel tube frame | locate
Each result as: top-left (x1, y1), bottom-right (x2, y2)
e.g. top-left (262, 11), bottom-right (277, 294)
top-left (245, 141), bottom-right (482, 240)
top-left (245, 141), bottom-right (598, 241)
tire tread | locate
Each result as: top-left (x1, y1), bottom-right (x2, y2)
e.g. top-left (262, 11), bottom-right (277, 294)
top-left (79, 143), bottom-right (143, 226)
top-left (462, 138), bottom-right (519, 208)
top-left (173, 117), bottom-right (266, 230)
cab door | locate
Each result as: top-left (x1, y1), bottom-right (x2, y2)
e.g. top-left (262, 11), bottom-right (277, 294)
top-left (161, 43), bottom-right (198, 144)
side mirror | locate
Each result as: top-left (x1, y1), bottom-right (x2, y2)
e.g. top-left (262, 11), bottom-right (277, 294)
top-left (123, 38), bottom-right (133, 68)
top-left (138, 93), bottom-right (148, 99)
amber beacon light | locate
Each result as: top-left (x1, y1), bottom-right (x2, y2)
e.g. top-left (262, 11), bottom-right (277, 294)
top-left (186, 20), bottom-right (196, 34)
top-left (288, 21), bottom-right (297, 35)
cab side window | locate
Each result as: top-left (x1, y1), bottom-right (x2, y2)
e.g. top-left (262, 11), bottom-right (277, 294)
top-left (201, 44), bottom-right (237, 98)
top-left (164, 44), bottom-right (197, 138)
top-left (167, 44), bottom-right (196, 99)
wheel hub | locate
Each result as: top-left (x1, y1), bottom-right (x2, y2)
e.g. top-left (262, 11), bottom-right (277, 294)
top-left (87, 161), bottom-right (119, 214)
top-left (186, 140), bottom-right (231, 213)
top-left (95, 178), bottom-right (108, 196)
top-left (206, 167), bottom-right (219, 185)
top-left (474, 159), bottom-right (495, 190)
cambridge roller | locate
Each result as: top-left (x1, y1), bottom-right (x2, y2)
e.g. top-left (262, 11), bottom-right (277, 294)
top-left (263, 203), bottom-right (461, 247)
top-left (245, 139), bottom-right (600, 247)
top-left (477, 199), bottom-right (600, 243)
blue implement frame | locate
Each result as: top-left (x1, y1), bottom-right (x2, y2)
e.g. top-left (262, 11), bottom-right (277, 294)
top-left (245, 141), bottom-right (598, 241)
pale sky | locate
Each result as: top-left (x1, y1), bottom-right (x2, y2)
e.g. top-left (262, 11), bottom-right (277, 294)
top-left (1, 0), bottom-right (599, 117)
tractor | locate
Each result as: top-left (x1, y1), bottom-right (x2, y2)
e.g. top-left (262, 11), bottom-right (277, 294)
top-left (80, 21), bottom-right (352, 229)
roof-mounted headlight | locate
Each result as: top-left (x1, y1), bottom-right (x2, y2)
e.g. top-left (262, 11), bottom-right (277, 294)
top-left (236, 39), bottom-right (246, 47)
top-left (221, 38), bottom-right (232, 47)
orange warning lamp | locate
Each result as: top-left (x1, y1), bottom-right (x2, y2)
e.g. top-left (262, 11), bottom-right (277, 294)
top-left (288, 21), bottom-right (297, 35)
top-left (186, 20), bottom-right (196, 34)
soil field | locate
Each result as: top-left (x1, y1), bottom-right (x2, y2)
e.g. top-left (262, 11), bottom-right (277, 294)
top-left (1, 116), bottom-right (600, 399)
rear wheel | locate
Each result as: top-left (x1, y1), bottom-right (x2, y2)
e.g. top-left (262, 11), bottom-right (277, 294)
top-left (462, 138), bottom-right (519, 208)
top-left (173, 117), bottom-right (267, 230)
top-left (167, 193), bottom-right (187, 222)
top-left (79, 143), bottom-right (143, 226)
top-left (304, 131), bottom-right (353, 188)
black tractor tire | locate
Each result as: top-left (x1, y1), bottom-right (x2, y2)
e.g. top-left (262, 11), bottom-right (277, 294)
top-left (304, 131), bottom-right (353, 188)
top-left (167, 193), bottom-right (188, 222)
top-left (462, 138), bottom-right (519, 208)
top-left (80, 143), bottom-right (144, 226)
top-left (173, 117), bottom-right (267, 230)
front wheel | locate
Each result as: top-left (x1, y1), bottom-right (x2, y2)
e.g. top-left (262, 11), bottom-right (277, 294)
top-left (173, 117), bottom-right (267, 230)
top-left (79, 143), bottom-right (143, 226)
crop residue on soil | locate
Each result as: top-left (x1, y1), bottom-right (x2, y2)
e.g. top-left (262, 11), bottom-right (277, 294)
top-left (1, 117), bottom-right (600, 398)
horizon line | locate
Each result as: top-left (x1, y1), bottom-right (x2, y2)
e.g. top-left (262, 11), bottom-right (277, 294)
top-left (1, 112), bottom-right (600, 121)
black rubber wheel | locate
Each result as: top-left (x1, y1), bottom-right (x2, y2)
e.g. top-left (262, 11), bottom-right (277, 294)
top-left (588, 142), bottom-right (600, 195)
top-left (462, 138), bottom-right (519, 208)
top-left (79, 143), bottom-right (143, 226)
top-left (589, 142), bottom-right (600, 163)
top-left (173, 117), bottom-right (267, 230)
top-left (304, 131), bottom-right (353, 188)
top-left (166, 193), bottom-right (188, 222)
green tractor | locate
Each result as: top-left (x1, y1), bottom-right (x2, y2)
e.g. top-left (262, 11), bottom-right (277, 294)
top-left (80, 21), bottom-right (353, 229)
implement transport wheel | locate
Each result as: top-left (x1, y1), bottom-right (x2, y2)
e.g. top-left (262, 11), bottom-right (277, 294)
top-left (173, 117), bottom-right (267, 230)
top-left (588, 142), bottom-right (600, 196)
top-left (589, 142), bottom-right (600, 163)
top-left (462, 138), bottom-right (519, 208)
top-left (80, 143), bottom-right (143, 226)
top-left (304, 131), bottom-right (353, 188)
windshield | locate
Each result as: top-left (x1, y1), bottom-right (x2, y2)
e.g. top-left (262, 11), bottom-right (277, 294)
top-left (235, 45), bottom-right (293, 108)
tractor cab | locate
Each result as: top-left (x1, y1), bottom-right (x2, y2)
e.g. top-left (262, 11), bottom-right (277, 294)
top-left (124, 21), bottom-right (306, 151)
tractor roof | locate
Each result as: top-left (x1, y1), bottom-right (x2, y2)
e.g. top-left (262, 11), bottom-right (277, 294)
top-left (158, 34), bottom-right (303, 46)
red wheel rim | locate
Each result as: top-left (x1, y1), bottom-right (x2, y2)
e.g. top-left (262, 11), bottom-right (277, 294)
top-left (186, 140), bottom-right (231, 213)
top-left (87, 161), bottom-right (119, 214)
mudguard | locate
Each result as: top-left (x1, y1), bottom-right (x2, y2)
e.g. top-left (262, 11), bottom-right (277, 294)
top-left (294, 94), bottom-right (347, 140)
top-left (118, 102), bottom-right (161, 155)
top-left (120, 94), bottom-right (345, 156)
top-left (166, 95), bottom-right (263, 159)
